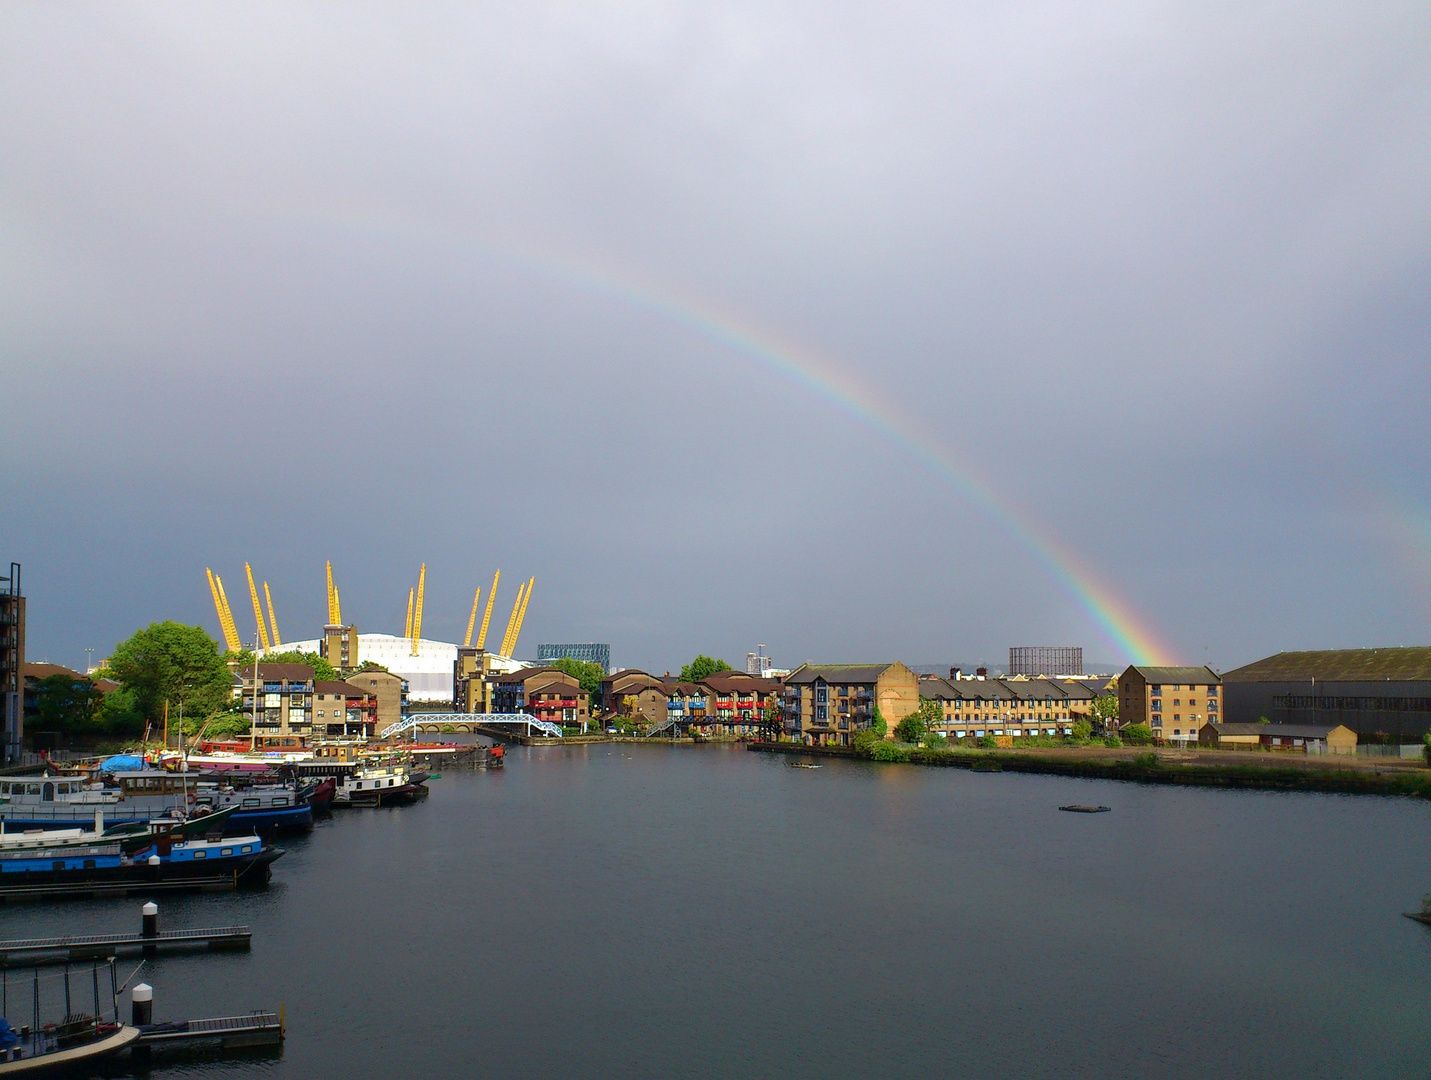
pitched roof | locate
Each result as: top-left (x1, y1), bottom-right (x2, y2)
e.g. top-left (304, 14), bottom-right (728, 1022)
top-left (526, 677), bottom-right (586, 697)
top-left (1125, 665), bottom-right (1220, 685)
top-left (700, 671), bottom-right (781, 694)
top-left (1206, 722), bottom-right (1350, 739)
top-left (1221, 647), bottom-right (1431, 683)
top-left (24, 662), bottom-right (84, 681)
top-left (315, 681), bottom-right (369, 695)
top-left (784, 663), bottom-right (898, 685)
top-left (494, 666), bottom-right (566, 685)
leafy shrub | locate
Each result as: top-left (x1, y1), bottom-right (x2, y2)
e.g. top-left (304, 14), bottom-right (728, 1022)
top-left (1122, 723), bottom-right (1155, 746)
top-left (1423, 733), bottom-right (1431, 767)
top-left (977, 734), bottom-right (998, 748)
top-left (924, 732), bottom-right (949, 749)
top-left (1132, 752), bottom-right (1159, 768)
top-left (1071, 719), bottom-right (1092, 741)
top-left (868, 742), bottom-right (910, 763)
top-left (1102, 735), bottom-right (1123, 747)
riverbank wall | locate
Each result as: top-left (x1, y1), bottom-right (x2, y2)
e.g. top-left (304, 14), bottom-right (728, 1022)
top-left (745, 741), bottom-right (1431, 798)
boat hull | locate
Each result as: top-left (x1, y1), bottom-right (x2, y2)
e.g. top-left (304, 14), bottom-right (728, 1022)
top-left (0, 847), bottom-right (283, 903)
top-left (0, 1024), bottom-right (140, 1075)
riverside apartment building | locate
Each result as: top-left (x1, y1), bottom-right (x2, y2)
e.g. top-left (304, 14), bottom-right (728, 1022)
top-left (781, 663), bottom-right (920, 746)
top-left (1117, 665), bottom-right (1222, 745)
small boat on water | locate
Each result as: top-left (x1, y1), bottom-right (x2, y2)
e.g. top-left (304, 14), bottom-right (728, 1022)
top-left (786, 761), bottom-right (823, 769)
top-left (333, 759), bottom-right (429, 807)
top-left (1059, 805), bottom-right (1111, 813)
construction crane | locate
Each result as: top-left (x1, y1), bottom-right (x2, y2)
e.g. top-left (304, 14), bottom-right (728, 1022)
top-left (410, 564), bottom-right (426, 656)
top-left (476, 570), bottom-right (500, 650)
top-left (404, 588), bottom-right (414, 640)
top-left (213, 574), bottom-right (241, 651)
top-left (333, 586), bottom-right (342, 624)
top-left (206, 569), bottom-right (242, 652)
top-left (263, 582), bottom-right (281, 647)
top-left (498, 579), bottom-right (524, 657)
top-left (508, 576), bottom-right (534, 657)
top-left (245, 564), bottom-right (272, 652)
top-left (463, 586), bottom-right (482, 648)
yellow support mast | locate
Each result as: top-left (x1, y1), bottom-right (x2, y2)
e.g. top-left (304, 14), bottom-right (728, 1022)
top-left (206, 569), bottom-right (242, 652)
top-left (463, 587), bottom-right (481, 648)
top-left (476, 570), bottom-right (500, 650)
top-left (499, 579), bottom-right (527, 658)
top-left (410, 564), bottom-right (426, 656)
top-left (263, 582), bottom-right (282, 647)
top-left (508, 576), bottom-right (535, 658)
top-left (326, 561), bottom-right (339, 625)
top-left (404, 588), bottom-right (414, 641)
top-left (245, 564), bottom-right (272, 652)
top-left (500, 577), bottom-right (529, 655)
top-left (214, 575), bottom-right (241, 651)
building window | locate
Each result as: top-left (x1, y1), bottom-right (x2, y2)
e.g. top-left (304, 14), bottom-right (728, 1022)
top-left (816, 687), bottom-right (828, 703)
top-left (1151, 700), bottom-right (1162, 712)
top-left (1206, 686), bottom-right (1219, 697)
top-left (1152, 717), bottom-right (1162, 727)
top-left (816, 706), bottom-right (827, 721)
top-left (1151, 685), bottom-right (1161, 697)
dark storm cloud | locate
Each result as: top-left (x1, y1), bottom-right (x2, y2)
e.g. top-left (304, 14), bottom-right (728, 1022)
top-left (2, 2), bottom-right (1429, 671)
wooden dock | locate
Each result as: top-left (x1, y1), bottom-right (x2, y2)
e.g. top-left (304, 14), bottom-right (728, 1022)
top-left (137, 1011), bottom-right (284, 1049)
top-left (0, 925), bottom-right (251, 966)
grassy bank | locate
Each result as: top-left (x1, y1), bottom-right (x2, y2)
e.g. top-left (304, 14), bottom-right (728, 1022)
top-left (746, 741), bottom-right (1431, 798)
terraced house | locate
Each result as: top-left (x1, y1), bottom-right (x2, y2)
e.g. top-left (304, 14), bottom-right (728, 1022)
top-left (918, 676), bottom-right (1087, 744)
top-left (781, 663), bottom-right (919, 746)
top-left (1116, 665), bottom-right (1222, 745)
top-left (492, 666), bottom-right (591, 729)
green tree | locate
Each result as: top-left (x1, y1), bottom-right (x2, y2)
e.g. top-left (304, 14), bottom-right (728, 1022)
top-left (108, 622), bottom-right (235, 727)
top-left (31, 674), bottom-right (106, 734)
top-left (1122, 722), bottom-right (1155, 745)
top-left (895, 701), bottom-right (937, 744)
top-left (1089, 694), bottom-right (1118, 726)
top-left (356, 660), bottom-right (389, 672)
top-left (679, 655), bottom-right (732, 682)
top-left (1071, 718), bottom-right (1092, 741)
top-left (260, 649), bottom-right (337, 682)
top-left (550, 657), bottom-right (604, 699)
top-left (758, 698), bottom-right (783, 742)
top-left (99, 687), bottom-right (145, 737)
top-left (1422, 732), bottom-right (1431, 767)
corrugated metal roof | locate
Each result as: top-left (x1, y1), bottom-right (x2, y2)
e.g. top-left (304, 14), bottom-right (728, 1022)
top-left (1222, 648), bottom-right (1431, 682)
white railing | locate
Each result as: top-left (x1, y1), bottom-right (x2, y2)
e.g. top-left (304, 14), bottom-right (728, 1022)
top-left (380, 713), bottom-right (564, 738)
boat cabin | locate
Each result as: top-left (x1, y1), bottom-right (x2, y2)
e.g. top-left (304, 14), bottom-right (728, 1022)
top-left (110, 771), bottom-right (206, 797)
top-left (0, 778), bottom-right (115, 803)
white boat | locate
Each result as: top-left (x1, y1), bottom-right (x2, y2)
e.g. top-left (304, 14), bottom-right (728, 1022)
top-left (333, 760), bottom-right (428, 807)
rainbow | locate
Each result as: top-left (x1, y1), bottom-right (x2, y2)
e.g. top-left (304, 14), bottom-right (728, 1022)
top-left (321, 212), bottom-right (1174, 664)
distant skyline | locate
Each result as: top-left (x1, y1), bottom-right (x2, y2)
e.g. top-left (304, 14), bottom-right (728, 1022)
top-left (3, 3), bottom-right (1429, 673)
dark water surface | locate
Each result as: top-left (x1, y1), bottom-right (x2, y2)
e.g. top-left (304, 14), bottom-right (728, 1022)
top-left (5, 745), bottom-right (1430, 1078)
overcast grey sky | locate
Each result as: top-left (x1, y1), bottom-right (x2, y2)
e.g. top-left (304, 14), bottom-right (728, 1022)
top-left (2, 2), bottom-right (1429, 673)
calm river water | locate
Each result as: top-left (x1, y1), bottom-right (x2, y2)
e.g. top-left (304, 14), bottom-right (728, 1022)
top-left (4, 744), bottom-right (1430, 1078)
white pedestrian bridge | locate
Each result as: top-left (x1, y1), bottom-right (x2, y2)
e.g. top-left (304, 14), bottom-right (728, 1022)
top-left (381, 713), bottom-right (564, 739)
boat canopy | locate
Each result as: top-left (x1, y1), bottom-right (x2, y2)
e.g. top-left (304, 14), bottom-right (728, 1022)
top-left (100, 754), bottom-right (145, 772)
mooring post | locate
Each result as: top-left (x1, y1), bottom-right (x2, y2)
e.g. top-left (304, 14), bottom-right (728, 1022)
top-left (131, 982), bottom-right (152, 1026)
top-left (141, 901), bottom-right (158, 956)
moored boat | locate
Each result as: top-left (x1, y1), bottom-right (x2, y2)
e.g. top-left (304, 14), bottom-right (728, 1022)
top-left (333, 759), bottom-right (428, 807)
top-left (0, 831), bottom-right (284, 902)
top-left (0, 1018), bottom-right (140, 1074)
